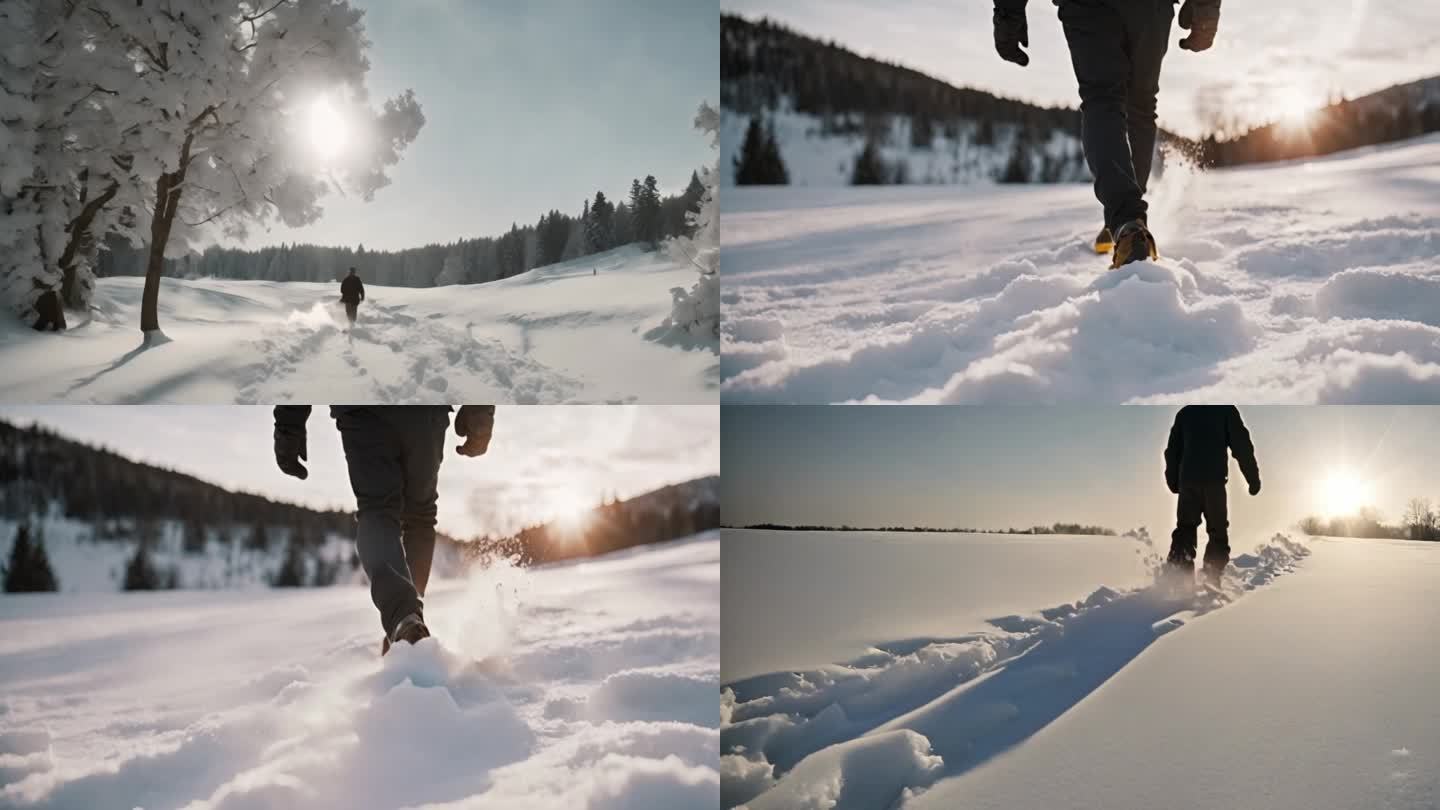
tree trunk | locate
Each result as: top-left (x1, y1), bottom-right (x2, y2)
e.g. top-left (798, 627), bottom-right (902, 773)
top-left (139, 172), bottom-right (172, 334)
top-left (60, 179), bottom-right (119, 308)
top-left (140, 129), bottom-right (197, 336)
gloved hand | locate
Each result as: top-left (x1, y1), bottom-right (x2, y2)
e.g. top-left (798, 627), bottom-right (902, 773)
top-left (454, 405), bottom-right (495, 457)
top-left (1167, 479), bottom-right (1180, 495)
top-left (1248, 479), bottom-right (1261, 496)
top-left (1178, 0), bottom-right (1220, 52)
top-left (993, 0), bottom-right (1030, 67)
top-left (274, 427), bottom-right (308, 480)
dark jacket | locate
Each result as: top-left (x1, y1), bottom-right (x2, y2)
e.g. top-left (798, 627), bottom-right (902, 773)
top-left (340, 275), bottom-right (365, 304)
top-left (1164, 405), bottom-right (1259, 492)
top-left (274, 405), bottom-right (453, 434)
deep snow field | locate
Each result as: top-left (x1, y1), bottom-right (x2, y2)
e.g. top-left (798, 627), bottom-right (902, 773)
top-left (721, 134), bottom-right (1440, 403)
top-left (721, 530), bottom-right (1440, 810)
top-left (0, 246), bottom-right (718, 404)
top-left (0, 533), bottom-right (720, 810)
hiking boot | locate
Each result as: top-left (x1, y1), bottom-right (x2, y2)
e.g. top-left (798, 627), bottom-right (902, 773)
top-left (1110, 220), bottom-right (1158, 268)
top-left (381, 613), bottom-right (430, 656)
top-left (1201, 562), bottom-right (1225, 590)
top-left (1094, 226), bottom-right (1114, 254)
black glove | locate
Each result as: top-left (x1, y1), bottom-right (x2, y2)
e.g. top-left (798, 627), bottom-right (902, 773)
top-left (274, 427), bottom-right (308, 480)
top-left (454, 405), bottom-right (495, 457)
top-left (1248, 479), bottom-right (1261, 496)
top-left (1167, 480), bottom-right (1180, 495)
top-left (993, 0), bottom-right (1029, 67)
top-left (1178, 0), bottom-right (1220, 52)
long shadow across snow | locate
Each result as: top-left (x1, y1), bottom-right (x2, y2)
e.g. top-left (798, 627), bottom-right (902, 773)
top-left (875, 588), bottom-right (1197, 779)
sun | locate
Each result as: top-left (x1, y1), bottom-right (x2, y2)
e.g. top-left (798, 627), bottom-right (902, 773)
top-left (549, 487), bottom-right (594, 535)
top-left (1275, 85), bottom-right (1320, 130)
top-left (305, 96), bottom-right (350, 162)
top-left (1315, 467), bottom-right (1373, 518)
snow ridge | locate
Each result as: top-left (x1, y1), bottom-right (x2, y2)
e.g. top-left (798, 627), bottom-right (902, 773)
top-left (720, 532), bottom-right (1310, 809)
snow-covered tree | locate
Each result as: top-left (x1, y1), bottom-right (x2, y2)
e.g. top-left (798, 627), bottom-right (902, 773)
top-left (435, 247), bottom-right (465, 286)
top-left (1, 0), bottom-right (425, 339)
top-left (660, 102), bottom-right (719, 341)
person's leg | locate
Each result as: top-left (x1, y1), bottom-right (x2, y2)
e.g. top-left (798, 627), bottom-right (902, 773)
top-left (1168, 485), bottom-right (1202, 567)
top-left (345, 302), bottom-right (357, 324)
top-left (336, 408), bottom-right (425, 637)
top-left (1058, 0), bottom-right (1146, 232)
top-left (388, 407), bottom-right (449, 598)
top-left (1200, 483), bottom-right (1231, 571)
top-left (1121, 0), bottom-right (1175, 195)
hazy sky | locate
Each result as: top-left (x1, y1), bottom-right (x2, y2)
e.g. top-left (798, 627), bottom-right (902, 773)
top-left (224, 0), bottom-right (717, 252)
top-left (0, 405), bottom-right (718, 539)
top-left (722, 0), bottom-right (1440, 138)
top-left (723, 406), bottom-right (1440, 539)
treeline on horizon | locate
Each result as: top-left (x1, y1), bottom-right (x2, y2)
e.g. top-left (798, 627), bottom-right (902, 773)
top-left (733, 522), bottom-right (1117, 536)
top-left (95, 172), bottom-right (707, 288)
top-left (722, 14), bottom-right (1440, 185)
top-left (1297, 497), bottom-right (1440, 542)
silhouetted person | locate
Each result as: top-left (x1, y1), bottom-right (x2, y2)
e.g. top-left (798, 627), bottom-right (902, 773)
top-left (340, 267), bottom-right (365, 326)
top-left (32, 288), bottom-right (66, 332)
top-left (992, 0), bottom-right (1221, 267)
top-left (273, 405), bottom-right (495, 655)
top-left (1164, 404), bottom-right (1260, 588)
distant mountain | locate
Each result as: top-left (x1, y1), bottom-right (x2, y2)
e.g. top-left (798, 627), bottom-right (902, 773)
top-left (721, 14), bottom-right (1440, 185)
top-left (0, 418), bottom-right (719, 592)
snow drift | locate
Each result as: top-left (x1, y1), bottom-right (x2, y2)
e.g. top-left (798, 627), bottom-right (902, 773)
top-left (721, 134), bottom-right (1440, 403)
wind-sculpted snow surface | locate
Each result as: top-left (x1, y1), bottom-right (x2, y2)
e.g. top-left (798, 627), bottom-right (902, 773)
top-left (0, 246), bottom-right (718, 404)
top-left (0, 534), bottom-right (719, 810)
top-left (722, 134), bottom-right (1440, 403)
top-left (720, 532), bottom-right (1311, 809)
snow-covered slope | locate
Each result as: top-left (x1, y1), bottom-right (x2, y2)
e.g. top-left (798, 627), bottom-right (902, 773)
top-left (0, 246), bottom-right (718, 404)
top-left (723, 533), bottom-right (1439, 810)
top-left (0, 532), bottom-right (719, 810)
top-left (720, 109), bottom-right (1087, 188)
top-left (721, 134), bottom-right (1440, 403)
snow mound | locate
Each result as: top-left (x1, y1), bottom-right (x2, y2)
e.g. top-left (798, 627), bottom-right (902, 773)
top-left (721, 533), bottom-right (1310, 808)
top-left (722, 134), bottom-right (1440, 403)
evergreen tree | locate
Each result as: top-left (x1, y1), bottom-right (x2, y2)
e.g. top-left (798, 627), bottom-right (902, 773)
top-left (999, 128), bottom-right (1031, 183)
top-left (734, 116), bottom-right (791, 184)
top-left (851, 140), bottom-right (888, 185)
top-left (272, 537), bottom-right (306, 587)
top-left (3, 524), bottom-right (60, 593)
top-left (641, 175), bottom-right (663, 247)
top-left (122, 541), bottom-right (161, 591)
top-left (246, 520), bottom-right (270, 552)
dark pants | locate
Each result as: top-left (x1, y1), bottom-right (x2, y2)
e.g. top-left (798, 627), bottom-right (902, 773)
top-left (1058, 0), bottom-right (1174, 232)
top-left (336, 407), bottom-right (449, 637)
top-left (344, 301), bottom-right (359, 324)
top-left (1169, 483), bottom-right (1229, 570)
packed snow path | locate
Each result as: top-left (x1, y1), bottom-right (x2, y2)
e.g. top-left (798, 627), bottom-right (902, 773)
top-left (0, 247), bottom-right (718, 404)
top-left (0, 535), bottom-right (720, 810)
top-left (723, 535), bottom-right (1440, 809)
top-left (722, 134), bottom-right (1440, 403)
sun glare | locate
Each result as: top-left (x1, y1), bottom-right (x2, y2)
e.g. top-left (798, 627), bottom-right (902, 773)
top-left (1315, 468), bottom-right (1372, 518)
top-left (305, 96), bottom-right (350, 161)
top-left (549, 488), bottom-right (594, 535)
top-left (1276, 85), bottom-right (1319, 130)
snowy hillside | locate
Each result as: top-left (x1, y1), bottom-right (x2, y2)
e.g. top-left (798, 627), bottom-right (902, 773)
top-left (720, 108), bottom-right (1087, 188)
top-left (0, 533), bottom-right (720, 810)
top-left (0, 246), bottom-right (717, 404)
top-left (722, 133), bottom-right (1440, 403)
top-left (722, 531), bottom-right (1440, 809)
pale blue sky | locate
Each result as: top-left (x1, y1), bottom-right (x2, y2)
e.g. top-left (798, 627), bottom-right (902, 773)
top-left (723, 0), bottom-right (1440, 138)
top-left (0, 405), bottom-right (719, 539)
top-left (229, 0), bottom-right (718, 251)
top-left (723, 406), bottom-right (1440, 538)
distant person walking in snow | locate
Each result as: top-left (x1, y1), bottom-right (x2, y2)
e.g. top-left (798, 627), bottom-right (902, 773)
top-left (1163, 404), bottom-right (1259, 588)
top-left (992, 0), bottom-right (1220, 267)
top-left (340, 267), bottom-right (365, 326)
top-left (273, 405), bottom-right (495, 655)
